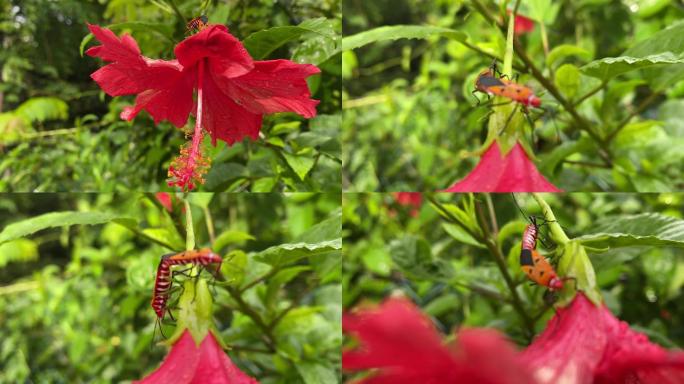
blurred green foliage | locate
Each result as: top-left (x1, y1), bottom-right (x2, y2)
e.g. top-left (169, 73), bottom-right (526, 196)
top-left (343, 192), bottom-right (684, 350)
top-left (0, 0), bottom-right (341, 192)
top-left (0, 193), bottom-right (341, 383)
top-left (342, 0), bottom-right (684, 191)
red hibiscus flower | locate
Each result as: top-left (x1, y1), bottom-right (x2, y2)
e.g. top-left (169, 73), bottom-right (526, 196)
top-left (443, 141), bottom-right (561, 192)
top-left (392, 192), bottom-right (422, 217)
top-left (344, 295), bottom-right (684, 384)
top-left (135, 330), bottom-right (258, 384)
top-left (343, 298), bottom-right (535, 384)
top-left (86, 23), bottom-right (320, 191)
top-left (523, 293), bottom-right (684, 384)
top-left (136, 279), bottom-right (259, 383)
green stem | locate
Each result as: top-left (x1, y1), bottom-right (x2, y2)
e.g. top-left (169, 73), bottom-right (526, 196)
top-left (502, 0), bottom-right (519, 77)
top-left (184, 199), bottom-right (195, 250)
top-left (531, 193), bottom-right (569, 244)
top-left (474, 198), bottom-right (534, 338)
top-left (203, 206), bottom-right (216, 244)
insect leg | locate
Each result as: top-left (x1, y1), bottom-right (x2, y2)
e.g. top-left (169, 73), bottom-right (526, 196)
top-left (497, 103), bottom-right (519, 136)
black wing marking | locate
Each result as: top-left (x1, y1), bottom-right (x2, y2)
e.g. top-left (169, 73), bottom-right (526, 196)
top-left (477, 75), bottom-right (505, 88)
top-left (520, 249), bottom-right (534, 266)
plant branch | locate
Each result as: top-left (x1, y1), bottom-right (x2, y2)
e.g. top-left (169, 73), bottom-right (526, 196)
top-left (573, 81), bottom-right (607, 107)
top-left (470, 0), bottom-right (612, 166)
top-left (474, 196), bottom-right (534, 337)
top-left (604, 91), bottom-right (661, 143)
top-left (227, 286), bottom-right (277, 352)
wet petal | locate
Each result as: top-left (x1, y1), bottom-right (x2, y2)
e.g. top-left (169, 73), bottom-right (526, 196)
top-left (218, 59), bottom-right (320, 118)
top-left (175, 25), bottom-right (253, 78)
top-left (201, 71), bottom-right (262, 145)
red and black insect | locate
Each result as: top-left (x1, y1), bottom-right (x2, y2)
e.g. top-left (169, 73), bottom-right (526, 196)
top-left (518, 216), bottom-right (572, 291)
top-left (186, 15), bottom-right (208, 33)
top-left (150, 248), bottom-right (222, 319)
top-left (151, 255), bottom-right (174, 319)
top-left (473, 65), bottom-right (541, 108)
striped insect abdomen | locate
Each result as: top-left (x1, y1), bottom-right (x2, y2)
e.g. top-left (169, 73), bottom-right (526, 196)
top-left (151, 260), bottom-right (172, 318)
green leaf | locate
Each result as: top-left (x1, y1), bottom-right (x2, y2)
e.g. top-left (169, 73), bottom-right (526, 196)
top-left (282, 152), bottom-right (316, 181)
top-left (15, 97), bottom-right (68, 123)
top-left (546, 44), bottom-right (592, 68)
top-left (222, 250), bottom-right (248, 287)
top-left (296, 362), bottom-right (338, 384)
top-left (253, 239), bottom-right (342, 267)
top-left (555, 64), bottom-right (581, 99)
top-left (342, 25), bottom-right (465, 51)
top-left (213, 230), bottom-right (255, 252)
top-left (243, 18), bottom-right (337, 60)
top-left (576, 213), bottom-right (684, 249)
top-left (0, 212), bottom-right (135, 245)
top-left (538, 136), bottom-right (595, 175)
top-left (141, 228), bottom-right (184, 251)
top-left (0, 239), bottom-right (39, 268)
top-left (441, 223), bottom-right (484, 248)
top-left (187, 193), bottom-right (213, 209)
top-left (204, 163), bottom-right (248, 191)
top-left (388, 236), bottom-right (454, 280)
top-left (581, 52), bottom-right (684, 82)
top-left (527, 0), bottom-right (561, 24)
top-left (557, 241), bottom-right (601, 305)
top-left (296, 210), bottom-right (341, 243)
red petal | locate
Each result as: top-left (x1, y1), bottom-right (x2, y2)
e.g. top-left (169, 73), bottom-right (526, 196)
top-left (155, 192), bottom-right (173, 212)
top-left (218, 59), bottom-right (320, 118)
top-left (191, 332), bottom-right (259, 384)
top-left (87, 24), bottom-right (193, 127)
top-left (201, 71), bottom-right (262, 146)
top-left (134, 331), bottom-right (199, 384)
top-left (443, 141), bottom-right (562, 192)
top-left (175, 25), bottom-right (253, 78)
top-left (515, 15), bottom-right (535, 34)
top-left (522, 294), bottom-right (607, 384)
top-left (119, 61), bottom-right (194, 127)
top-left (343, 298), bottom-right (534, 384)
top-left (594, 302), bottom-right (684, 384)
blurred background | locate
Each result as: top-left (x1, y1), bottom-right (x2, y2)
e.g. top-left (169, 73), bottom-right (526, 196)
top-left (0, 0), bottom-right (341, 192)
top-left (0, 192), bottom-right (341, 383)
top-left (343, 192), bottom-right (684, 349)
top-left (342, 0), bottom-right (684, 191)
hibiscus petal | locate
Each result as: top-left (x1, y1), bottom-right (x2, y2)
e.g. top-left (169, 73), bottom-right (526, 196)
top-left (191, 332), bottom-right (259, 384)
top-left (522, 294), bottom-right (607, 384)
top-left (343, 298), bottom-right (535, 384)
top-left (217, 59), bottom-right (320, 118)
top-left (443, 141), bottom-right (562, 192)
top-left (120, 62), bottom-right (194, 127)
top-left (87, 24), bottom-right (193, 127)
top-left (175, 25), bottom-right (253, 78)
top-left (200, 71), bottom-right (262, 146)
top-left (594, 303), bottom-right (684, 384)
top-left (134, 331), bottom-right (199, 384)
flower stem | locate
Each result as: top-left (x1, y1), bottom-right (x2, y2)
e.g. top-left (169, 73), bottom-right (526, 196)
top-left (502, 0), bottom-right (517, 77)
top-left (531, 193), bottom-right (569, 245)
top-left (474, 197), bottom-right (535, 338)
top-left (184, 199), bottom-right (195, 251)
